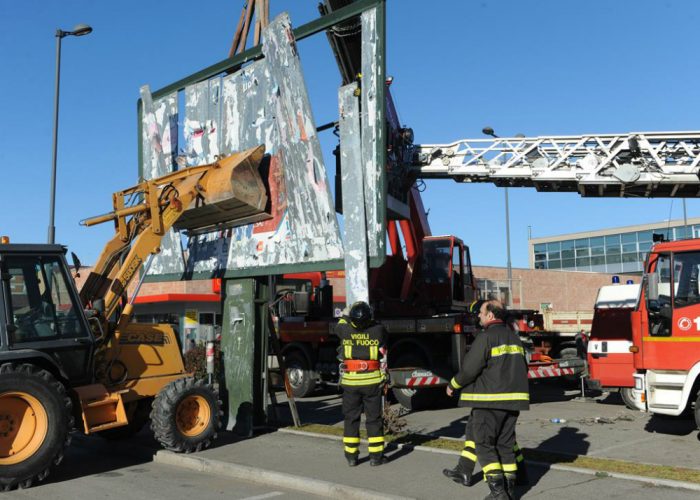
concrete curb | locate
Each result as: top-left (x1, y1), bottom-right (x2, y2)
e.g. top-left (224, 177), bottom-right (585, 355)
top-left (154, 450), bottom-right (413, 500)
top-left (278, 427), bottom-right (700, 493)
top-left (526, 460), bottom-right (700, 493)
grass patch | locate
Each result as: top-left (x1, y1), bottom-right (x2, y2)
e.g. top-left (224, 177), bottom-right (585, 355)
top-left (287, 424), bottom-right (700, 485)
top-left (524, 449), bottom-right (700, 484)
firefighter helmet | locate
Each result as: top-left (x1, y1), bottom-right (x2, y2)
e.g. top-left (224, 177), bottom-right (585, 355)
top-left (349, 301), bottom-right (372, 329)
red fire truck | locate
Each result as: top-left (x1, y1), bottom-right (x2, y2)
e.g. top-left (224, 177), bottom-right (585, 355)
top-left (586, 283), bottom-right (642, 409)
top-left (634, 238), bottom-right (700, 427)
top-left (587, 237), bottom-right (700, 427)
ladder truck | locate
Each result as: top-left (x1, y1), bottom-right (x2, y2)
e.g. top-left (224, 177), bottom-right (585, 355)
top-left (412, 129), bottom-right (700, 425)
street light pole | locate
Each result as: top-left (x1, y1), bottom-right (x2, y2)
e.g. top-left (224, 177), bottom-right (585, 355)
top-left (504, 186), bottom-right (512, 305)
top-left (48, 24), bottom-right (93, 244)
top-left (483, 126), bottom-right (514, 306)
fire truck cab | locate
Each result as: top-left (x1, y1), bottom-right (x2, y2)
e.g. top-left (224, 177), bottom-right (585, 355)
top-left (634, 239), bottom-right (700, 427)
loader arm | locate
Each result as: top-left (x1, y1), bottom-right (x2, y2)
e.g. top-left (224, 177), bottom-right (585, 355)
top-left (79, 145), bottom-right (269, 330)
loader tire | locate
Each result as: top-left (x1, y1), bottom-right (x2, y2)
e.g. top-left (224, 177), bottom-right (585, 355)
top-left (0, 363), bottom-right (72, 491)
top-left (150, 377), bottom-right (221, 453)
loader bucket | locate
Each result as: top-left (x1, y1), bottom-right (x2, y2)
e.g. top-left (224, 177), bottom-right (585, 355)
top-left (173, 145), bottom-right (270, 234)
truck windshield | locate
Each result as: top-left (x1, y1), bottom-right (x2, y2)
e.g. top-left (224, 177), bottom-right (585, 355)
top-left (422, 239), bottom-right (452, 284)
top-left (673, 252), bottom-right (700, 308)
top-left (3, 256), bottom-right (88, 343)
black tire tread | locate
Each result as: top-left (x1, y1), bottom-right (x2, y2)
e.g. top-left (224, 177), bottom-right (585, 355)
top-left (150, 377), bottom-right (222, 453)
top-left (0, 362), bottom-right (73, 491)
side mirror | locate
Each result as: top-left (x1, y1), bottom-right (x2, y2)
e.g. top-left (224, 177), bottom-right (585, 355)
top-left (647, 272), bottom-right (659, 302)
top-left (71, 252), bottom-right (82, 277)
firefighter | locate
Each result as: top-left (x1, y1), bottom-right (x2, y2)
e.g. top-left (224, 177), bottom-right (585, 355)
top-left (336, 301), bottom-right (389, 467)
top-left (443, 300), bottom-right (530, 488)
top-left (444, 299), bottom-right (529, 499)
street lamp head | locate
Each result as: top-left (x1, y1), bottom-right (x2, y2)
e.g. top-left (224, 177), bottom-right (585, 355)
top-left (70, 24), bottom-right (93, 36)
top-left (482, 126), bottom-right (498, 138)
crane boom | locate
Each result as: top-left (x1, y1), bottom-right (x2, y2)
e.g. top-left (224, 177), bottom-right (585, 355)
top-left (413, 131), bottom-right (700, 197)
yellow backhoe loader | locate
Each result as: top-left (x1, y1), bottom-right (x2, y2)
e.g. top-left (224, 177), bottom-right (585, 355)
top-left (0, 145), bottom-right (269, 490)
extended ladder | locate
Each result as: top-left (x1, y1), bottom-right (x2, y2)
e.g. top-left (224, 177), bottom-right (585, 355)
top-left (412, 131), bottom-right (700, 197)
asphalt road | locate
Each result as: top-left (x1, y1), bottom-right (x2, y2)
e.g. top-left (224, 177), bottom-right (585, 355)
top-left (5, 382), bottom-right (700, 499)
top-left (279, 380), bottom-right (700, 470)
top-left (3, 434), bottom-right (321, 500)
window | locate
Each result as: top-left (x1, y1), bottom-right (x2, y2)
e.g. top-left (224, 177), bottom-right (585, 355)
top-left (422, 239), bottom-right (451, 284)
top-left (673, 252), bottom-right (700, 308)
top-left (575, 238), bottom-right (589, 249)
top-left (656, 254), bottom-right (671, 306)
top-left (576, 257), bottom-right (591, 270)
top-left (561, 240), bottom-right (575, 260)
top-left (606, 234), bottom-right (621, 255)
top-left (534, 244), bottom-right (547, 262)
top-left (622, 243), bottom-right (637, 254)
top-left (621, 232), bottom-right (637, 244)
top-left (637, 231), bottom-right (653, 243)
top-left (547, 242), bottom-right (561, 260)
top-left (591, 255), bottom-right (606, 272)
top-left (4, 256), bottom-right (87, 343)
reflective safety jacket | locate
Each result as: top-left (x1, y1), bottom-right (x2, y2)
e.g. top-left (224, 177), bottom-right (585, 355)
top-left (450, 320), bottom-right (529, 411)
top-left (336, 317), bottom-right (388, 387)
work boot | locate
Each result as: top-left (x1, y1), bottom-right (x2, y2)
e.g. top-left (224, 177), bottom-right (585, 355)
top-left (442, 466), bottom-right (472, 486)
top-left (504, 473), bottom-right (517, 499)
top-left (515, 464), bottom-right (530, 486)
top-left (346, 456), bottom-right (358, 467)
top-left (369, 455), bottom-right (388, 466)
top-left (484, 474), bottom-right (509, 500)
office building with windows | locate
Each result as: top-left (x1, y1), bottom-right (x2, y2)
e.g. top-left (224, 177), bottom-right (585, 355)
top-left (529, 217), bottom-right (700, 274)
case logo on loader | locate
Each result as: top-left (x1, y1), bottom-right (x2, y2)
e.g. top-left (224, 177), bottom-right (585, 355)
top-left (120, 331), bottom-right (169, 345)
top-left (111, 256), bottom-right (143, 296)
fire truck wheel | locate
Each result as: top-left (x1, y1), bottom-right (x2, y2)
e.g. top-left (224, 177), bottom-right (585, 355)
top-left (390, 353), bottom-right (439, 411)
top-left (620, 388), bottom-right (640, 411)
top-left (694, 392), bottom-right (700, 430)
top-left (391, 387), bottom-right (441, 411)
top-left (150, 377), bottom-right (221, 453)
top-left (556, 346), bottom-right (580, 386)
top-left (99, 399), bottom-right (151, 440)
top-left (0, 363), bottom-right (72, 491)
top-left (285, 351), bottom-right (317, 398)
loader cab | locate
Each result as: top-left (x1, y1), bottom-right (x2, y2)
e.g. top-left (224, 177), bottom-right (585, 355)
top-left (421, 236), bottom-right (476, 311)
top-left (0, 244), bottom-right (94, 384)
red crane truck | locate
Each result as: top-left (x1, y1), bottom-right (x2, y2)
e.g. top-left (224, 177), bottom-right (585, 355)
top-left (271, 88), bottom-right (583, 410)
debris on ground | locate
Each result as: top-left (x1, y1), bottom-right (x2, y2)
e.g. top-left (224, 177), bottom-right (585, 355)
top-left (383, 406), bottom-right (408, 435)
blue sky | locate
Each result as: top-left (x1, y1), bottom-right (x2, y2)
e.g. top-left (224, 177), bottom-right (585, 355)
top-left (2, 0), bottom-right (699, 269)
